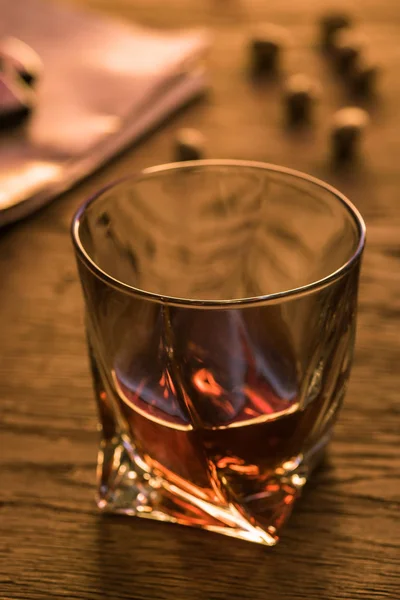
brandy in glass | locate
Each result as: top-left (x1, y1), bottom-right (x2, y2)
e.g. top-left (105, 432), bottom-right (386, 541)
top-left (71, 160), bottom-right (365, 546)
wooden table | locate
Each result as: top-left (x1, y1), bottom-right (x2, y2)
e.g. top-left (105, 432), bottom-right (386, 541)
top-left (1, 1), bottom-right (399, 598)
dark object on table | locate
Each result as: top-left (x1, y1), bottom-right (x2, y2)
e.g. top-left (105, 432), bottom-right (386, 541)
top-left (249, 24), bottom-right (288, 76)
top-left (0, 37), bottom-right (42, 86)
top-left (320, 12), bottom-right (351, 51)
top-left (351, 59), bottom-right (379, 97)
top-left (174, 128), bottom-right (205, 161)
top-left (0, 73), bottom-right (33, 129)
top-left (333, 30), bottom-right (366, 76)
top-left (283, 74), bottom-right (318, 126)
top-left (331, 106), bottom-right (369, 163)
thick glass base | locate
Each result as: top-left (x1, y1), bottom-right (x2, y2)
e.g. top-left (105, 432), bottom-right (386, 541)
top-left (95, 434), bottom-right (326, 546)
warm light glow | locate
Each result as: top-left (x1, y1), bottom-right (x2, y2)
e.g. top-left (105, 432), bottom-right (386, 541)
top-left (192, 368), bottom-right (223, 396)
top-left (85, 31), bottom-right (205, 76)
top-left (228, 463), bottom-right (259, 475)
top-left (30, 113), bottom-right (121, 154)
top-left (284, 495), bottom-right (294, 505)
top-left (0, 163), bottom-right (62, 209)
top-left (243, 385), bottom-right (275, 414)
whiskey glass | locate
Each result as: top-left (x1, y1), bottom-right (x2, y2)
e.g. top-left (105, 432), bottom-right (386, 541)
top-left (71, 160), bottom-right (365, 546)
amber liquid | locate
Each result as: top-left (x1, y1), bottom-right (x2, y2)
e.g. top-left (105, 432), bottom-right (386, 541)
top-left (113, 362), bottom-right (326, 528)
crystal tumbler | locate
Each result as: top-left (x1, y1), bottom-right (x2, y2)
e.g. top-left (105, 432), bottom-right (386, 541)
top-left (71, 160), bottom-right (365, 546)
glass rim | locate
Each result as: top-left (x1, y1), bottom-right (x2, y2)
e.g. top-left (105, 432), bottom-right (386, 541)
top-left (71, 159), bottom-right (366, 309)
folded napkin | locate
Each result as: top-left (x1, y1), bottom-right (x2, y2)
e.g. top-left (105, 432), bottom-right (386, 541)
top-left (0, 0), bottom-right (209, 226)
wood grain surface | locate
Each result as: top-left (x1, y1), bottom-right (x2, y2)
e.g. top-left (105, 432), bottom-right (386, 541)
top-left (1, 1), bottom-right (399, 599)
